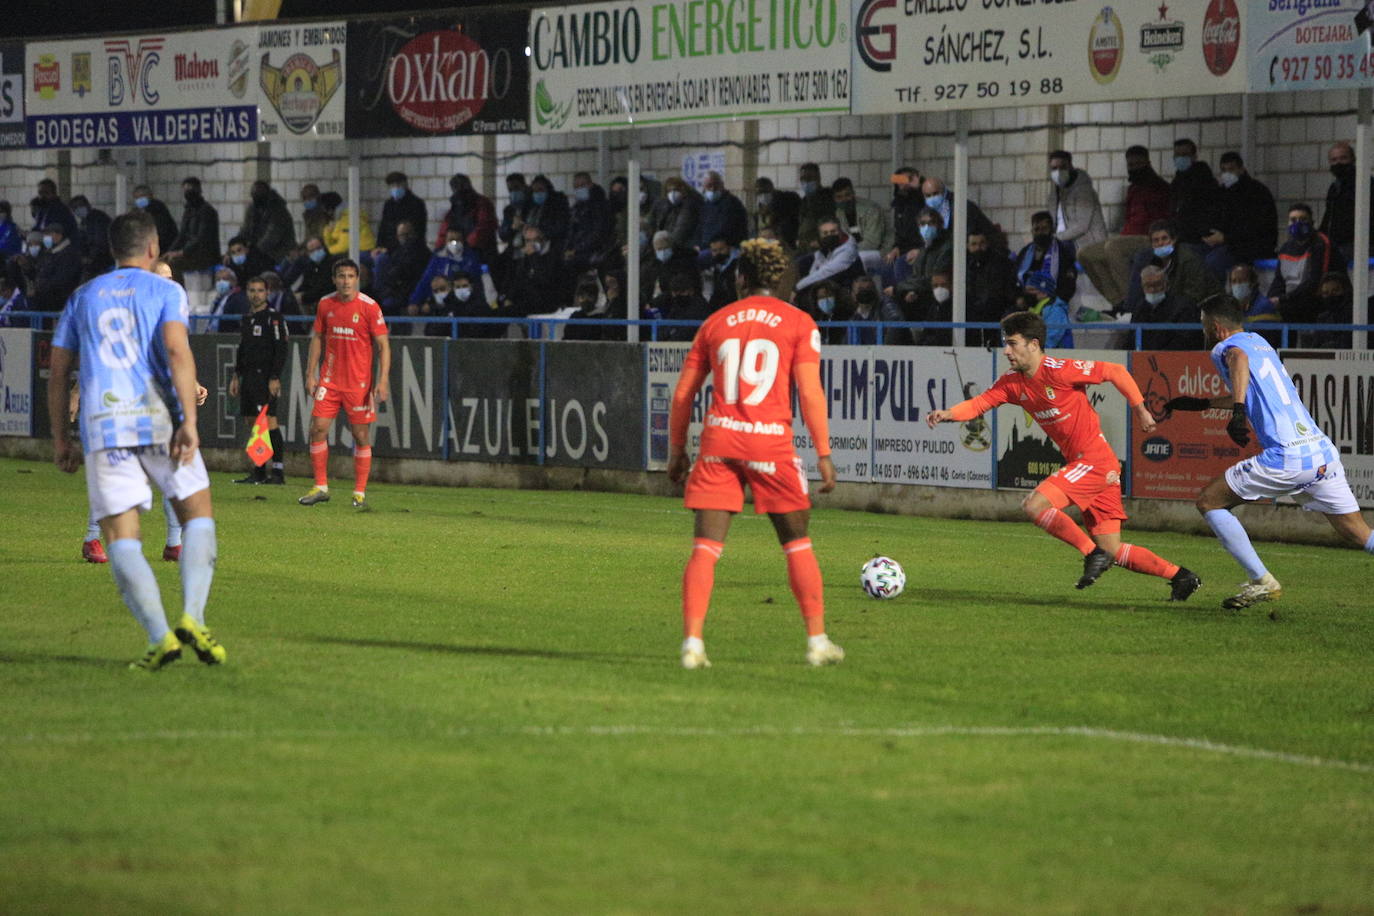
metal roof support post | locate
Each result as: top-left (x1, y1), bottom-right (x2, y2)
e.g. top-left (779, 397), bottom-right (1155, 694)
top-left (1356, 87), bottom-right (1371, 349)
top-left (347, 150), bottom-right (361, 266)
top-left (627, 158), bottom-right (641, 344)
top-left (952, 109), bottom-right (969, 337)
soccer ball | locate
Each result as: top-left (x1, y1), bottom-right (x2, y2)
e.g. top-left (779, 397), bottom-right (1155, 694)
top-left (860, 556), bottom-right (905, 599)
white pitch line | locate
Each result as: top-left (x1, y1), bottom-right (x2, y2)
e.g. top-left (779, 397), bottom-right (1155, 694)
top-left (4, 724), bottom-right (1371, 774)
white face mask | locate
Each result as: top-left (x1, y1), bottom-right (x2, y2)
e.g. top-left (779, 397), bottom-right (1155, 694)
top-left (1145, 290), bottom-right (1166, 306)
top-left (1229, 282), bottom-right (1251, 300)
top-left (1219, 171), bottom-right (1240, 189)
top-left (455, 287), bottom-right (472, 302)
top-left (447, 240), bottom-right (462, 255)
top-left (667, 190), bottom-right (683, 205)
top-left (1050, 169), bottom-right (1068, 187)
top-left (933, 287), bottom-right (951, 304)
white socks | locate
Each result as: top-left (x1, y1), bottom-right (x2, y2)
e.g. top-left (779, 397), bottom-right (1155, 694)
top-left (108, 539), bottom-right (169, 642)
top-left (179, 518), bottom-right (217, 627)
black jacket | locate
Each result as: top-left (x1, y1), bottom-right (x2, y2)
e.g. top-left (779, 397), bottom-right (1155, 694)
top-left (235, 308), bottom-right (288, 378)
top-left (1136, 291), bottom-right (1203, 350)
top-left (1319, 170), bottom-right (1374, 254)
top-left (1218, 174), bottom-right (1278, 263)
top-left (567, 185), bottom-right (614, 268)
top-left (173, 195), bottom-right (221, 271)
top-left (1170, 162), bottom-right (1221, 245)
top-left (33, 239), bottom-right (84, 311)
top-left (143, 199), bottom-right (179, 253)
top-left (241, 190), bottom-right (297, 261)
top-left (378, 190), bottom-right (428, 252)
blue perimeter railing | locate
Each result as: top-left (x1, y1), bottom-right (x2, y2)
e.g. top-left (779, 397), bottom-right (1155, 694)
top-left (5, 311), bottom-right (1371, 349)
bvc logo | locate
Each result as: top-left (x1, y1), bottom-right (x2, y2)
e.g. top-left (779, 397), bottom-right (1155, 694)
top-left (105, 38), bottom-right (164, 107)
top-left (856, 0), bottom-right (897, 72)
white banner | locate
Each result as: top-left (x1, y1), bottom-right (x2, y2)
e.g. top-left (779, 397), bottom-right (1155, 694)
top-left (1282, 349), bottom-right (1374, 509)
top-left (254, 21), bottom-right (345, 140)
top-left (26, 28), bottom-right (257, 148)
top-left (0, 329), bottom-right (33, 437)
top-left (994, 349), bottom-right (1131, 492)
top-left (529, 0), bottom-right (852, 133)
top-left (645, 342), bottom-right (696, 471)
top-left (1247, 0), bottom-right (1374, 93)
top-left (793, 347), bottom-right (873, 483)
top-left (851, 0), bottom-right (1245, 114)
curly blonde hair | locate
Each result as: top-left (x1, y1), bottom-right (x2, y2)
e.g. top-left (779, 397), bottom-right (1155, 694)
top-left (737, 237), bottom-right (791, 293)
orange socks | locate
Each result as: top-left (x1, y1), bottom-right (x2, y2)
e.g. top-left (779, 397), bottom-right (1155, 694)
top-left (1035, 507), bottom-right (1096, 556)
top-left (354, 446), bottom-right (372, 494)
top-left (682, 538), bottom-right (723, 639)
top-left (1114, 543), bottom-right (1180, 580)
top-left (783, 538), bottom-right (826, 637)
top-left (309, 441), bottom-right (329, 487)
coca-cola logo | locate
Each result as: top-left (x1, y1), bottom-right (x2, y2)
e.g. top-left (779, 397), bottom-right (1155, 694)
top-left (386, 28), bottom-right (512, 134)
top-left (1202, 0), bottom-right (1240, 76)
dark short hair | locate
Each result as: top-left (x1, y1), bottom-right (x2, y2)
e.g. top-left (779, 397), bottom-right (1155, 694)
top-left (332, 258), bottom-right (359, 277)
top-left (1219, 151), bottom-right (1244, 167)
top-left (318, 191), bottom-right (342, 211)
top-left (831, 177), bottom-right (854, 193)
top-left (505, 172), bottom-right (526, 186)
top-left (918, 207), bottom-right (944, 227)
top-left (0, 199), bottom-right (9, 216)
top-left (1048, 150), bottom-right (1072, 163)
top-left (182, 176), bottom-right (202, 190)
top-left (755, 177), bottom-right (775, 191)
top-left (1125, 145), bottom-right (1149, 159)
top-left (1288, 201), bottom-right (1314, 219)
top-left (109, 210), bottom-right (158, 260)
top-left (1174, 138), bottom-right (1197, 153)
top-left (227, 235), bottom-right (248, 249)
top-left (1001, 310), bottom-right (1048, 349)
top-left (1031, 210), bottom-right (1053, 225)
top-left (69, 195), bottom-right (90, 208)
top-left (37, 178), bottom-right (57, 193)
top-left (1198, 294), bottom-right (1246, 328)
top-left (245, 275), bottom-right (268, 289)
top-left (1147, 219), bottom-right (1178, 238)
top-left (668, 272), bottom-right (695, 293)
top-left (385, 171), bottom-right (407, 185)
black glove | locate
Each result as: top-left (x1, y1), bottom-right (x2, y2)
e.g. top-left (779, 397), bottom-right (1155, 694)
top-left (1227, 403), bottom-right (1250, 446)
top-left (1163, 396), bottom-right (1211, 412)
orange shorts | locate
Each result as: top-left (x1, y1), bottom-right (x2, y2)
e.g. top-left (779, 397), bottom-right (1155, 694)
top-left (312, 385), bottom-right (375, 425)
top-left (1037, 458), bottom-right (1128, 535)
top-left (684, 454), bottom-right (811, 515)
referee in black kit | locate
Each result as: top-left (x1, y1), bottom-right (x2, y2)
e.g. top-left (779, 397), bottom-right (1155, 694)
top-left (229, 275), bottom-right (289, 484)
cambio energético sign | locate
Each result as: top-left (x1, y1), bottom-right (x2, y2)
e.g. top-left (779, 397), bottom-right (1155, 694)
top-left (529, 0), bottom-right (852, 133)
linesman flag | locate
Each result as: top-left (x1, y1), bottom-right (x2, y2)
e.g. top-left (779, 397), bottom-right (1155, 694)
top-left (245, 404), bottom-right (272, 467)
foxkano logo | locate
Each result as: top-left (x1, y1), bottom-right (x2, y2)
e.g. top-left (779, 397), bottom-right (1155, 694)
top-left (105, 38), bottom-right (164, 106)
top-left (856, 0), bottom-right (898, 72)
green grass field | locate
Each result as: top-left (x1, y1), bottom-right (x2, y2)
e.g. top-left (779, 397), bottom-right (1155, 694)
top-left (2, 454), bottom-right (1372, 914)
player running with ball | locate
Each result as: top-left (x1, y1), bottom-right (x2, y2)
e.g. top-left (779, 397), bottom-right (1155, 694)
top-left (928, 310), bottom-right (1201, 599)
top-left (667, 238), bottom-right (843, 669)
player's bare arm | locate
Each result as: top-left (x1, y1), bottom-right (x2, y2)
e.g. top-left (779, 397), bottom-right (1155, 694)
top-left (229, 373), bottom-right (240, 397)
top-left (925, 408), bottom-right (952, 427)
top-left (1093, 361), bottom-right (1156, 434)
top-left (667, 361), bottom-right (709, 485)
top-left (372, 334), bottom-right (392, 404)
top-left (48, 346), bottom-right (80, 474)
top-left (163, 320), bottom-right (201, 465)
top-left (304, 332), bottom-right (322, 394)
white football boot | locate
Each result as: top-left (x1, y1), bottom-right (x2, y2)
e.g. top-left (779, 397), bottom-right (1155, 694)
top-left (1222, 572), bottom-right (1282, 610)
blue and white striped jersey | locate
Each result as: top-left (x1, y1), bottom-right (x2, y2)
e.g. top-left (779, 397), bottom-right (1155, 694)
top-left (53, 267), bottom-right (189, 453)
top-left (1211, 331), bottom-right (1338, 472)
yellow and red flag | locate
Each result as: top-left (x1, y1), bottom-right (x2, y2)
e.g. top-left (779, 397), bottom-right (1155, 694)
top-left (245, 404), bottom-right (272, 467)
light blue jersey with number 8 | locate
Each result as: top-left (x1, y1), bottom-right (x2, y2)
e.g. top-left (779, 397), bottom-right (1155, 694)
top-left (53, 267), bottom-right (190, 454)
top-left (1211, 331), bottom-right (1338, 472)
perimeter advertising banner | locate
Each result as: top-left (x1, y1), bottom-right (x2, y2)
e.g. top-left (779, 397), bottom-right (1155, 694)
top-left (25, 28), bottom-right (258, 149)
top-left (1, 42), bottom-right (24, 149)
top-left (0, 329), bottom-right (33, 436)
top-left (346, 13), bottom-right (530, 138)
top-left (850, 0), bottom-right (1246, 114)
top-left (544, 342), bottom-right (645, 469)
top-left (528, 0), bottom-right (852, 133)
top-left (644, 342), bottom-right (694, 471)
top-left (994, 350), bottom-right (1131, 492)
top-left (1247, 0), bottom-right (1374, 92)
top-left (1282, 348), bottom-right (1374, 508)
top-left (255, 21), bottom-right (346, 140)
top-left (794, 346), bottom-right (873, 483)
top-left (1130, 350), bottom-right (1261, 501)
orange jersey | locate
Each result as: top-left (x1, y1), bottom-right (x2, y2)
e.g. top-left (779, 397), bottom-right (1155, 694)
top-left (682, 295), bottom-right (822, 461)
top-left (957, 356), bottom-right (1141, 465)
top-left (314, 293), bottom-right (388, 393)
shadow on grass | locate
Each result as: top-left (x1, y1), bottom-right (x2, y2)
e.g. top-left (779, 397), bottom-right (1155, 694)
top-left (300, 634), bottom-right (659, 664)
top-left (0, 651), bottom-right (125, 669)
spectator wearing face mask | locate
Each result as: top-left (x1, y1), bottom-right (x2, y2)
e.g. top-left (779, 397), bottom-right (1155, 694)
top-left (300, 184), bottom-right (330, 244)
top-left (919, 176), bottom-right (997, 247)
top-left (752, 176), bottom-right (800, 249)
top-left (1046, 150), bottom-right (1106, 249)
top-left (704, 235), bottom-right (740, 312)
top-left (166, 177), bottom-right (221, 273)
top-left (1134, 264), bottom-right (1201, 350)
top-left (67, 195), bottom-right (113, 278)
top-left (694, 171), bottom-right (748, 252)
top-left (32, 223), bottom-right (83, 312)
top-left (436, 173), bottom-right (497, 263)
top-left (504, 225), bottom-right (565, 317)
top-left (893, 208), bottom-right (954, 308)
top-left (794, 219), bottom-right (863, 298)
top-left (564, 277), bottom-right (622, 342)
top-left (1168, 139), bottom-right (1220, 246)
top-left (847, 274), bottom-right (907, 345)
top-left (652, 176), bottom-right (701, 252)
top-left (240, 180), bottom-right (296, 261)
top-left (319, 191), bottom-right (376, 257)
top-left (1307, 270), bottom-right (1355, 349)
top-left (374, 221), bottom-right (430, 313)
top-left (1201, 152), bottom-right (1278, 283)
top-left (1319, 140), bottom-right (1374, 264)
top-left (0, 200), bottom-right (22, 264)
top-left (10, 230), bottom-right (44, 294)
top-left (887, 167), bottom-right (925, 262)
top-left (806, 279), bottom-right (847, 344)
top-left (832, 177), bottom-right (893, 271)
top-left (412, 228), bottom-right (484, 307)
top-left (1015, 210), bottom-right (1078, 304)
top-left (260, 271), bottom-right (299, 316)
top-left (525, 175), bottom-right (572, 257)
top-left (206, 266), bottom-right (248, 333)
top-left (223, 236), bottom-right (275, 289)
top-left (641, 229), bottom-right (698, 303)
top-left (566, 171), bottom-right (614, 274)
top-left (967, 230), bottom-right (1019, 347)
top-left (297, 236), bottom-right (337, 313)
top-left (130, 184), bottom-right (178, 253)
top-left (1269, 203), bottom-right (1335, 332)
top-left (376, 171), bottom-right (427, 253)
top-left (1124, 219), bottom-right (1220, 316)
top-left (499, 172), bottom-right (532, 246)
top-left (647, 271), bottom-right (711, 342)
top-left (32, 179), bottom-right (79, 241)
top-left (1077, 145), bottom-right (1172, 305)
top-left (1227, 264), bottom-right (1276, 323)
top-left (1021, 271), bottom-right (1074, 349)
top-left (796, 162), bottom-right (836, 251)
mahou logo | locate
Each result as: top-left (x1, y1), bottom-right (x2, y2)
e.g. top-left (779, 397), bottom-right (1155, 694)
top-left (386, 28), bottom-right (510, 133)
top-left (1202, 0), bottom-right (1240, 76)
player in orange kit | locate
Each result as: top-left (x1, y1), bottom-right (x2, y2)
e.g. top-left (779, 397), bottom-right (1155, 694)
top-left (299, 259), bottom-right (391, 510)
top-left (927, 310), bottom-right (1200, 599)
top-left (667, 238), bottom-right (843, 669)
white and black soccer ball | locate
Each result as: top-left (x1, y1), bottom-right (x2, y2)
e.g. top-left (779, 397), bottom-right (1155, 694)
top-left (860, 556), bottom-right (905, 600)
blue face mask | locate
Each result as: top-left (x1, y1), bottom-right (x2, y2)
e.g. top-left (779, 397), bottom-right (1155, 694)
top-left (1173, 155), bottom-right (1193, 173)
top-left (800, 181), bottom-right (818, 196)
top-left (42, 235), bottom-right (55, 250)
top-left (1230, 283), bottom-right (1251, 301)
top-left (574, 186), bottom-right (590, 203)
top-left (1289, 221), bottom-right (1312, 239)
top-left (817, 297), bottom-right (835, 316)
top-left (655, 248), bottom-right (672, 263)
top-left (919, 224), bottom-right (939, 244)
top-left (231, 253), bottom-right (247, 266)
top-left (215, 279), bottom-right (232, 295)
top-left (1153, 244), bottom-right (1174, 258)
top-left (924, 194), bottom-right (944, 210)
top-left (303, 198), bottom-right (318, 211)
top-left (309, 248), bottom-right (326, 263)
top-left (389, 186), bottom-right (405, 201)
top-left (27, 244), bottom-right (41, 257)
top-left (532, 191), bottom-right (548, 206)
top-left (703, 189), bottom-right (719, 203)
top-left (510, 189), bottom-right (526, 205)
top-left (1144, 290), bottom-right (1166, 306)
top-left (134, 197), bottom-right (149, 209)
top-left (74, 207), bottom-right (89, 221)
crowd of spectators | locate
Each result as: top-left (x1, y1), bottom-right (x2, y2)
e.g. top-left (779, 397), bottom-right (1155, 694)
top-left (2, 139), bottom-right (1368, 347)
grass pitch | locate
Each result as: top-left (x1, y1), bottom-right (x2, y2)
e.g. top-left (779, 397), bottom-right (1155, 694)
top-left (1, 455), bottom-right (1372, 914)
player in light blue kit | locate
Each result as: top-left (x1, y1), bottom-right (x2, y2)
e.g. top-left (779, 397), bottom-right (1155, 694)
top-left (48, 210), bottom-right (227, 670)
top-left (1161, 295), bottom-right (1374, 609)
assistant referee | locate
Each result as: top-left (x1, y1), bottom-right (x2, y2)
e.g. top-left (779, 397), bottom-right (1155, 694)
top-left (229, 275), bottom-right (288, 484)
